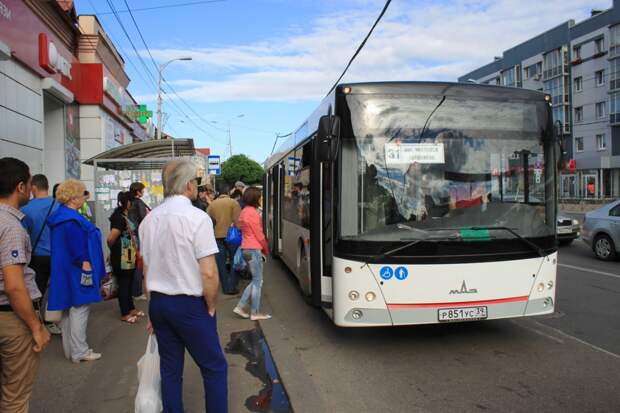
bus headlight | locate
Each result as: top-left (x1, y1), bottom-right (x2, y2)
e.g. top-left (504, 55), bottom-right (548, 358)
top-left (543, 297), bottom-right (554, 307)
top-left (352, 309), bottom-right (363, 319)
top-left (348, 290), bottom-right (360, 301)
top-left (547, 280), bottom-right (554, 289)
top-left (537, 283), bottom-right (545, 292)
top-left (365, 292), bottom-right (376, 302)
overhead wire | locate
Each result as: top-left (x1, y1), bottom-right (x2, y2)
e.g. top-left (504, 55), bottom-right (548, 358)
top-left (102, 0), bottom-right (226, 143)
top-left (119, 0), bottom-right (232, 142)
top-left (97, 0), bottom-right (226, 16)
top-left (325, 0), bottom-right (392, 97)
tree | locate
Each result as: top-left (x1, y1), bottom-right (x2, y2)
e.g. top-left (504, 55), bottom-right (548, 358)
top-left (220, 154), bottom-right (264, 185)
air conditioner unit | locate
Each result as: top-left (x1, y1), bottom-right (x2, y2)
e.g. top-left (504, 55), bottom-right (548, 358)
top-left (534, 74), bottom-right (542, 80)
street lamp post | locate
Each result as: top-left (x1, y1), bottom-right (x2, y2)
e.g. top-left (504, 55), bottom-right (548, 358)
top-left (156, 57), bottom-right (192, 141)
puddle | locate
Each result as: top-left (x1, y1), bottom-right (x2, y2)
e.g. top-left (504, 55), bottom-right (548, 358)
top-left (226, 327), bottom-right (293, 412)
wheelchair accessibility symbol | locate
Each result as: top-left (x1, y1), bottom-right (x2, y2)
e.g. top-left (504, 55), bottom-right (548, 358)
top-left (379, 266), bottom-right (394, 280)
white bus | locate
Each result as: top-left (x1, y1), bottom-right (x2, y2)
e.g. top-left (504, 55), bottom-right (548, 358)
top-left (264, 82), bottom-right (558, 327)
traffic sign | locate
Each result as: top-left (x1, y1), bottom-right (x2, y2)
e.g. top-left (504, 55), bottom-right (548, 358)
top-left (208, 155), bottom-right (221, 176)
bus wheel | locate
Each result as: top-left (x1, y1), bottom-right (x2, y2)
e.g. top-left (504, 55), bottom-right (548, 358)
top-left (298, 245), bottom-right (313, 304)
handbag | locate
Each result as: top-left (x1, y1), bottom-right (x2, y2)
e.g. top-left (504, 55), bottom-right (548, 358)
top-left (232, 247), bottom-right (247, 272)
top-left (135, 335), bottom-right (162, 413)
top-left (43, 304), bottom-right (62, 323)
top-left (100, 272), bottom-right (119, 300)
top-left (225, 225), bottom-right (242, 247)
top-left (124, 216), bottom-right (143, 271)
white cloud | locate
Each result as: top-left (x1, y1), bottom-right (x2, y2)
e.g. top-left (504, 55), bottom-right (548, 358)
top-left (137, 0), bottom-right (611, 103)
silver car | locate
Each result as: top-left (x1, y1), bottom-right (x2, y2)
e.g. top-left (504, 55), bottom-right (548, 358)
top-left (581, 199), bottom-right (620, 261)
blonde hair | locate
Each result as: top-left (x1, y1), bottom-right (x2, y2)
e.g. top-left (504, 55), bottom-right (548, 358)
top-left (55, 179), bottom-right (86, 204)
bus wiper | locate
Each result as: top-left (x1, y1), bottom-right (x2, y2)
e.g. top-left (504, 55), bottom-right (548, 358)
top-left (372, 233), bottom-right (460, 261)
top-left (468, 226), bottom-right (545, 257)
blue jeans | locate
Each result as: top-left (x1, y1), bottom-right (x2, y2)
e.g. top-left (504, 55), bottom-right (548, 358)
top-left (236, 249), bottom-right (264, 314)
top-left (215, 239), bottom-right (238, 294)
top-left (150, 292), bottom-right (228, 413)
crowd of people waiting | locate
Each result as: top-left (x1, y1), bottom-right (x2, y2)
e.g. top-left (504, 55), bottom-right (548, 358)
top-left (0, 156), bottom-right (271, 413)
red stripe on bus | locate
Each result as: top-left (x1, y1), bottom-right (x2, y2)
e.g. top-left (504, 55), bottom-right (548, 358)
top-left (387, 295), bottom-right (529, 309)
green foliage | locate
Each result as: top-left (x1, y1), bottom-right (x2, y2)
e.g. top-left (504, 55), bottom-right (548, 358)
top-left (220, 154), bottom-right (264, 185)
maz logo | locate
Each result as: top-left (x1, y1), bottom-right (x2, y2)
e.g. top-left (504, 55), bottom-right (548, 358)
top-left (449, 280), bottom-right (478, 294)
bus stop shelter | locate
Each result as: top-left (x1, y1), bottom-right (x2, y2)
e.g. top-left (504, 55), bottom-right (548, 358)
top-left (83, 138), bottom-right (196, 236)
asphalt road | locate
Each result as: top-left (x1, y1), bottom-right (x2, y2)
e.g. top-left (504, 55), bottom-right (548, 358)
top-left (260, 241), bottom-right (620, 413)
top-left (29, 239), bottom-right (619, 412)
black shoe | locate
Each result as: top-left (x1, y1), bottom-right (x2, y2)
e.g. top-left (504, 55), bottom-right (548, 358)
top-left (223, 290), bottom-right (239, 295)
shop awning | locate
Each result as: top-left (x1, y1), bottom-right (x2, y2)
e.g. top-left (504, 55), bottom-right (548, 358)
top-left (83, 138), bottom-right (195, 170)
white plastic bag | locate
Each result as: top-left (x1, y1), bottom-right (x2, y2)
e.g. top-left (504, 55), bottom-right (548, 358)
top-left (135, 334), bottom-right (162, 413)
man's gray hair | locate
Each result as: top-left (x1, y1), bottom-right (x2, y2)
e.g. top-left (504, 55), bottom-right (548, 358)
top-left (162, 159), bottom-right (197, 197)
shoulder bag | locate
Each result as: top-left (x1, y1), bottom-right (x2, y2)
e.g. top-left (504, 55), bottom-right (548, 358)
top-left (125, 216), bottom-right (143, 271)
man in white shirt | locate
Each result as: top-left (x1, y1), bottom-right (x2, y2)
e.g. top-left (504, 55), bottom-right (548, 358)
top-left (140, 159), bottom-right (227, 413)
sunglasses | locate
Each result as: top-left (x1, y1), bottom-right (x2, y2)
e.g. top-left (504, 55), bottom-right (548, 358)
top-left (192, 177), bottom-right (202, 186)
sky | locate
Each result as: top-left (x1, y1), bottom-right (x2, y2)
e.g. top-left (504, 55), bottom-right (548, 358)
top-left (74, 0), bottom-right (611, 163)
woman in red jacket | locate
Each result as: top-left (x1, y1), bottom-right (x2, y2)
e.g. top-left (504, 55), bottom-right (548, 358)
top-left (233, 187), bottom-right (271, 321)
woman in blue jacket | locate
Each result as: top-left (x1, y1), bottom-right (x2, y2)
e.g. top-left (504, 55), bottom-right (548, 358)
top-left (47, 180), bottom-right (105, 363)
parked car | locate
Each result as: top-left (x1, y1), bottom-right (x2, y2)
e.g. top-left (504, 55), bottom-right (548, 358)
top-left (557, 215), bottom-right (580, 245)
top-left (581, 199), bottom-right (620, 261)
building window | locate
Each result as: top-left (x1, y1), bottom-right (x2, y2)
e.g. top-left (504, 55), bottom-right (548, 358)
top-left (596, 101), bottom-right (606, 119)
top-left (574, 76), bottom-right (582, 92)
top-left (596, 134), bottom-right (607, 150)
top-left (501, 67), bottom-right (516, 87)
top-left (573, 45), bottom-right (581, 60)
top-left (595, 38), bottom-right (605, 54)
top-left (611, 92), bottom-right (620, 123)
top-left (610, 58), bottom-right (620, 89)
top-left (574, 106), bottom-right (583, 122)
top-left (575, 137), bottom-right (584, 152)
top-left (596, 70), bottom-right (605, 86)
top-left (611, 24), bottom-right (620, 57)
top-left (543, 49), bottom-right (562, 79)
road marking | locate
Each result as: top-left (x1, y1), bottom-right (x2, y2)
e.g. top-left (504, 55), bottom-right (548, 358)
top-left (558, 263), bottom-right (620, 280)
top-left (531, 320), bottom-right (620, 361)
top-left (511, 320), bottom-right (564, 344)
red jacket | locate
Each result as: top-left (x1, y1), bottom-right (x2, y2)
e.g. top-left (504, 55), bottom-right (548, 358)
top-left (239, 206), bottom-right (269, 255)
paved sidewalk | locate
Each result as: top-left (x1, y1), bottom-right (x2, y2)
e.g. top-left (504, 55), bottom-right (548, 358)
top-left (30, 287), bottom-right (267, 413)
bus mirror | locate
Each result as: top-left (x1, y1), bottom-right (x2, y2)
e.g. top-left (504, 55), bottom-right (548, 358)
top-left (318, 115), bottom-right (340, 140)
top-left (318, 115), bottom-right (340, 161)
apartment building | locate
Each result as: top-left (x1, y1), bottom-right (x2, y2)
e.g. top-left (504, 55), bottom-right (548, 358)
top-left (459, 1), bottom-right (620, 200)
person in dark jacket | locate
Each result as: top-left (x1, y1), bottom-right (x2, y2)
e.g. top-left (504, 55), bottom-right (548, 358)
top-left (128, 182), bottom-right (150, 299)
top-left (128, 182), bottom-right (150, 228)
top-left (107, 191), bottom-right (143, 323)
top-left (47, 179), bottom-right (105, 363)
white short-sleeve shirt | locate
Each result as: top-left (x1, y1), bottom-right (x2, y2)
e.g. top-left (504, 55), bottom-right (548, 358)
top-left (139, 195), bottom-right (219, 296)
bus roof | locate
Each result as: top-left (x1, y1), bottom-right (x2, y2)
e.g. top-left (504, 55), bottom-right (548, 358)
top-left (263, 81), bottom-right (549, 170)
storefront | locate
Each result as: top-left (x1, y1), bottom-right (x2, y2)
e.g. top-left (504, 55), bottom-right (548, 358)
top-left (77, 15), bottom-right (154, 192)
top-left (0, 0), bottom-right (86, 184)
top-left (560, 167), bottom-right (620, 200)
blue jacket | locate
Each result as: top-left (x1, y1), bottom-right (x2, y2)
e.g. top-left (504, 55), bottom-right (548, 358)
top-left (47, 205), bottom-right (105, 310)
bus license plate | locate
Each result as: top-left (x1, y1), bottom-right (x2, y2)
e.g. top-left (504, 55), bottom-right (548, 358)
top-left (438, 306), bottom-right (488, 322)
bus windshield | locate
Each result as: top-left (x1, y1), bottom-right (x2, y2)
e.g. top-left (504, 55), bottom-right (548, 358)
top-left (339, 92), bottom-right (555, 242)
